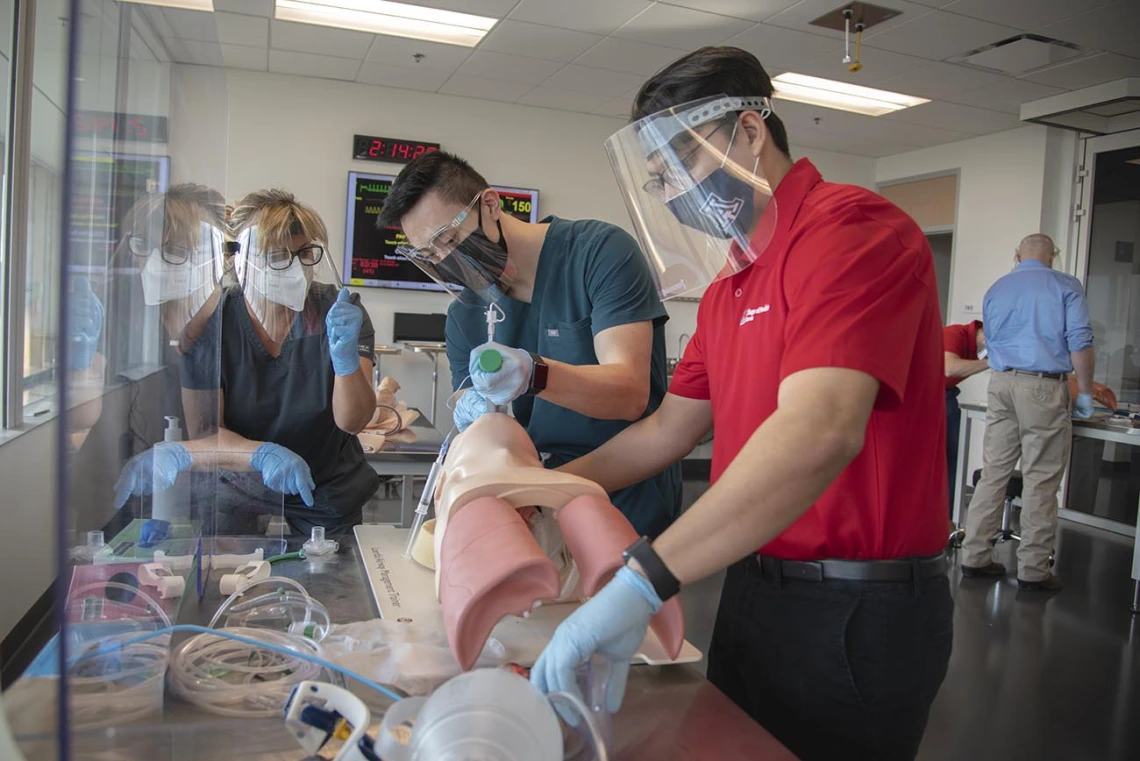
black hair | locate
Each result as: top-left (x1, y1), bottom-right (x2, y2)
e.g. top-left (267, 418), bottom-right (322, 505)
top-left (632, 46), bottom-right (791, 157)
top-left (378, 151), bottom-right (490, 230)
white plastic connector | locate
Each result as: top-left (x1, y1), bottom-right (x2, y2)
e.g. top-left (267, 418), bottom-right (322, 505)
top-left (158, 576), bottom-right (185, 599)
top-left (139, 562), bottom-right (173, 587)
top-left (302, 526), bottom-right (338, 557)
top-left (219, 560), bottom-right (270, 596)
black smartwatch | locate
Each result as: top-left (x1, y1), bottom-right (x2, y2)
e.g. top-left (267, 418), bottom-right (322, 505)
top-left (525, 352), bottom-right (548, 396)
top-left (622, 537), bottom-right (681, 602)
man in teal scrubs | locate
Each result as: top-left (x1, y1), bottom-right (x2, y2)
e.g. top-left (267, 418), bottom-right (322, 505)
top-left (379, 151), bottom-right (680, 537)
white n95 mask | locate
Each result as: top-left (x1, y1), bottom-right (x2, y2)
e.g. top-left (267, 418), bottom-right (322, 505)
top-left (246, 258), bottom-right (309, 312)
top-left (140, 250), bottom-right (216, 308)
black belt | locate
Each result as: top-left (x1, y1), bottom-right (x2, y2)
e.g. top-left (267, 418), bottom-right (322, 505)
top-left (1005, 369), bottom-right (1066, 381)
top-left (756, 553), bottom-right (947, 583)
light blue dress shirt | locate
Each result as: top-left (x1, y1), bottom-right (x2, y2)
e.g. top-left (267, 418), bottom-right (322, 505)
top-left (982, 259), bottom-right (1093, 374)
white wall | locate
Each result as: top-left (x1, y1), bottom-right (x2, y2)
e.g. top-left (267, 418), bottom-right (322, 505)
top-left (206, 67), bottom-right (875, 426)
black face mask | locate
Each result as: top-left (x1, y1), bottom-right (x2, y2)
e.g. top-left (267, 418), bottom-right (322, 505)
top-left (453, 204), bottom-right (510, 291)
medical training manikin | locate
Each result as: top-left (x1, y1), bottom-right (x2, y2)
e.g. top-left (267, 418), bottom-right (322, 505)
top-left (411, 412), bottom-right (684, 670)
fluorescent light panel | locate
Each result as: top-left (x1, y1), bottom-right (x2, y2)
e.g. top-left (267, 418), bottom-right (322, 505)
top-left (275, 0), bottom-right (497, 47)
top-left (119, 0), bottom-right (214, 10)
top-left (772, 73), bottom-right (929, 117)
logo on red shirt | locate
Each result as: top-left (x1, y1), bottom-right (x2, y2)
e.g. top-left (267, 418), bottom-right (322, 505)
top-left (739, 304), bottom-right (771, 326)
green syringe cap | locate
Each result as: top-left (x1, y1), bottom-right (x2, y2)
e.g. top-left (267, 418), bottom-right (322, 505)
top-left (478, 349), bottom-right (503, 373)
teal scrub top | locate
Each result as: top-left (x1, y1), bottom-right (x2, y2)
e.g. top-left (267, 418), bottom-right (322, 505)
top-left (445, 216), bottom-right (681, 538)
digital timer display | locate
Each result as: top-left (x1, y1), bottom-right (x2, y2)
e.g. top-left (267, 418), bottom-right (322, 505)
top-left (344, 171), bottom-right (540, 292)
top-left (353, 134), bottom-right (440, 165)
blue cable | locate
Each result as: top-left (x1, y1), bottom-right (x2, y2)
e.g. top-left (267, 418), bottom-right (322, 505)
top-left (69, 624), bottom-right (404, 703)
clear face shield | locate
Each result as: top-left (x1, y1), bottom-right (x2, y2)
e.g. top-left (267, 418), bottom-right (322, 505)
top-left (605, 95), bottom-right (779, 299)
top-left (234, 225), bottom-right (343, 344)
top-left (395, 190), bottom-right (514, 310)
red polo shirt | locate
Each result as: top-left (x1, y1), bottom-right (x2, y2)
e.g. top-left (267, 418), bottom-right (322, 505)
top-left (670, 159), bottom-right (947, 561)
top-left (943, 321), bottom-right (981, 388)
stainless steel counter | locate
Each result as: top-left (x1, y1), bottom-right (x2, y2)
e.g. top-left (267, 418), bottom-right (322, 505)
top-left (16, 533), bottom-right (795, 760)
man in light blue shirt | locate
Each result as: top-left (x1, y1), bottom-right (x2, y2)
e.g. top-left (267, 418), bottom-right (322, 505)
top-left (961, 234), bottom-right (1096, 592)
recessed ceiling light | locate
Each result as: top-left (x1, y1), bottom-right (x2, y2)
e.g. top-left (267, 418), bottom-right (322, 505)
top-left (275, 0), bottom-right (498, 47)
top-left (119, 0), bottom-right (214, 10)
top-left (772, 73), bottom-right (929, 117)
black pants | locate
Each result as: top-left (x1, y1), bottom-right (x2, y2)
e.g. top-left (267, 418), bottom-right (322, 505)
top-left (707, 558), bottom-right (954, 761)
top-left (946, 386), bottom-right (961, 515)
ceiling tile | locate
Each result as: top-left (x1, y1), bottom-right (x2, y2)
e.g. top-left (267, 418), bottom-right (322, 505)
top-left (876, 61), bottom-right (1009, 100)
top-left (1022, 52), bottom-right (1140, 89)
top-left (942, 0), bottom-right (1113, 30)
top-left (517, 86), bottom-right (606, 113)
top-left (543, 64), bottom-right (645, 97)
top-left (889, 100), bottom-right (1023, 134)
top-left (800, 129), bottom-right (923, 158)
top-left (478, 20), bottom-right (603, 62)
top-left (357, 61), bottom-right (453, 91)
top-left (439, 73), bottom-right (535, 102)
top-left (508, 0), bottom-right (652, 36)
top-left (168, 39), bottom-right (224, 66)
top-left (1119, 42), bottom-right (1140, 60)
top-left (779, 102), bottom-right (974, 146)
top-left (457, 50), bottom-right (563, 85)
top-left (269, 19), bottom-right (373, 59)
top-left (221, 43), bottom-right (268, 71)
top-left (723, 23), bottom-right (838, 70)
top-left (269, 49), bottom-right (362, 80)
top-left (213, 0), bottom-right (271, 17)
top-left (908, 0), bottom-right (956, 6)
top-left (364, 35), bottom-right (472, 70)
top-left (400, 0), bottom-right (520, 16)
top-left (797, 46), bottom-right (936, 85)
top-left (162, 9), bottom-right (220, 42)
top-left (654, 1), bottom-right (801, 23)
top-left (573, 37), bottom-right (685, 76)
top-left (588, 95), bottom-right (634, 118)
top-left (764, 0), bottom-right (932, 42)
top-left (864, 10), bottom-right (1019, 61)
top-left (1037, 2), bottom-right (1140, 54)
top-left (217, 12), bottom-right (268, 47)
top-left (612, 4), bottom-right (754, 50)
top-left (945, 78), bottom-right (1064, 114)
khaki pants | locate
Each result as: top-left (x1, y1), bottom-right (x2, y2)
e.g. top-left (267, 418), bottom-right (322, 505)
top-left (962, 371), bottom-right (1071, 581)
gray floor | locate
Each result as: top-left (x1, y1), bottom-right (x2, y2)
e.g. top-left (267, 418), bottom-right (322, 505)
top-left (366, 477), bottom-right (1140, 761)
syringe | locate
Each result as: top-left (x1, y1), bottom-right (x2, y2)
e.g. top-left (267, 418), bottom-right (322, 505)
top-left (403, 428), bottom-right (456, 559)
top-left (477, 302), bottom-right (508, 414)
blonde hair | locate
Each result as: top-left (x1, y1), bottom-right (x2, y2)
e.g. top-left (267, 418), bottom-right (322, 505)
top-left (118, 183), bottom-right (226, 259)
top-left (229, 188), bottom-right (328, 247)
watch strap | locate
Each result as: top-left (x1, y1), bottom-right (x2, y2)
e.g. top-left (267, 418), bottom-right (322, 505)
top-left (526, 352), bottom-right (548, 396)
top-left (622, 537), bottom-right (680, 602)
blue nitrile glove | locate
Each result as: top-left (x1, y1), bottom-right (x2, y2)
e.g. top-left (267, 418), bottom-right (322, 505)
top-left (453, 388), bottom-right (491, 431)
top-left (138, 519), bottom-right (172, 548)
top-left (326, 288), bottom-right (365, 376)
top-left (113, 442), bottom-right (193, 509)
top-left (69, 276), bottom-right (104, 371)
top-left (469, 342), bottom-right (534, 406)
top-left (531, 566), bottom-right (661, 715)
top-left (1074, 393), bottom-right (1094, 419)
top-left (250, 442), bottom-right (315, 507)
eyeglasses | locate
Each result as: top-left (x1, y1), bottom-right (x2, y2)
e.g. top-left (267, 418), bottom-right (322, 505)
top-left (263, 244), bottom-right (325, 270)
top-left (128, 235), bottom-right (200, 265)
top-left (395, 192), bottom-right (482, 263)
top-left (642, 119), bottom-right (733, 200)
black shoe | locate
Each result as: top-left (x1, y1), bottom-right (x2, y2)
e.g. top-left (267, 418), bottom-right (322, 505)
top-left (961, 562), bottom-right (1006, 578)
top-left (1017, 574), bottom-right (1064, 591)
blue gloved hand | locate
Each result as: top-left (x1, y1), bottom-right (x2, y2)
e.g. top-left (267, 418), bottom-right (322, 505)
top-left (326, 288), bottom-right (364, 376)
top-left (1073, 393), bottom-right (1094, 419)
top-left (469, 342), bottom-right (533, 406)
top-left (452, 389), bottom-right (492, 431)
top-left (113, 442), bottom-right (193, 509)
top-left (531, 566), bottom-right (661, 715)
top-left (69, 276), bottom-right (104, 371)
top-left (138, 519), bottom-right (172, 548)
top-left (250, 442), bottom-right (315, 506)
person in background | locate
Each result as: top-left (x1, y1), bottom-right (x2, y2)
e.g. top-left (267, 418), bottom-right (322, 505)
top-left (529, 46), bottom-right (952, 761)
top-left (115, 189), bottom-right (379, 534)
top-left (377, 151), bottom-right (680, 539)
top-left (944, 320), bottom-right (987, 514)
top-left (961, 234), bottom-right (1094, 591)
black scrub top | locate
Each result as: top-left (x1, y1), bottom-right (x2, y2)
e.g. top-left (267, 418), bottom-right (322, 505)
top-left (446, 216), bottom-right (681, 538)
top-left (183, 284), bottom-right (379, 529)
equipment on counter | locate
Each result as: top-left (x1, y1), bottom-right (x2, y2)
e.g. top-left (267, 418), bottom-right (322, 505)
top-left (402, 428), bottom-right (456, 560)
top-left (219, 560), bottom-right (270, 596)
top-left (304, 525), bottom-right (340, 556)
top-left (358, 377), bottom-right (424, 453)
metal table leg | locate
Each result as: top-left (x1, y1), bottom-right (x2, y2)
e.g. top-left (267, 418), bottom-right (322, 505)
top-left (400, 475), bottom-right (414, 528)
top-left (429, 353), bottom-right (439, 425)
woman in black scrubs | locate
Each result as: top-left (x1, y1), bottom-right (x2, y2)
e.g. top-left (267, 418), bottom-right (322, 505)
top-left (116, 189), bottom-right (379, 534)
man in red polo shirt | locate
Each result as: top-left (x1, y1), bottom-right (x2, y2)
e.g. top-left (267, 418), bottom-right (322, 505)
top-left (531, 47), bottom-right (952, 761)
top-left (944, 320), bottom-right (988, 515)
